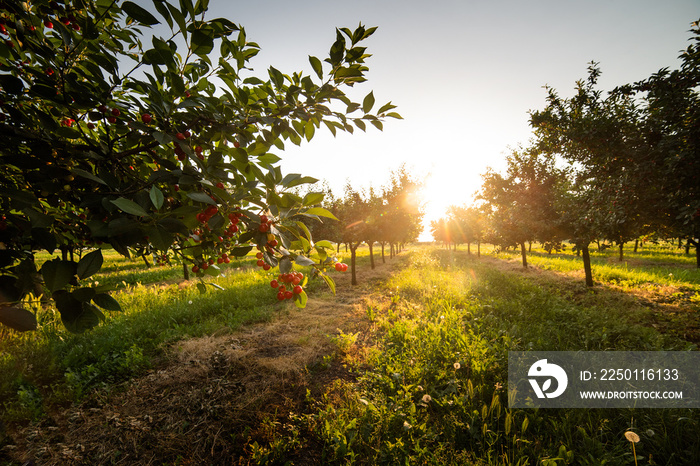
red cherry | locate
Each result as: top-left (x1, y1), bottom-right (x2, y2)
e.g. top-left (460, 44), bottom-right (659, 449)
top-left (259, 223), bottom-right (270, 233)
top-left (335, 262), bottom-right (343, 271)
top-left (277, 291), bottom-right (285, 301)
top-left (71, 23), bottom-right (80, 31)
top-left (44, 19), bottom-right (54, 29)
top-left (256, 252), bottom-right (263, 259)
top-left (256, 259), bottom-right (264, 267)
top-left (201, 262), bottom-right (209, 270)
top-left (293, 285), bottom-right (302, 295)
top-left (111, 108), bottom-right (120, 116)
top-left (216, 182), bottom-right (224, 189)
top-left (292, 276), bottom-right (301, 286)
top-left (342, 263), bottom-right (348, 272)
top-left (262, 263), bottom-right (271, 271)
top-left (107, 116), bottom-right (117, 123)
top-left (270, 280), bottom-right (279, 288)
top-left (86, 122), bottom-right (95, 130)
top-left (284, 291), bottom-right (293, 300)
top-left (233, 141), bottom-right (240, 148)
top-left (176, 132), bottom-right (185, 140)
top-left (174, 185), bottom-right (180, 191)
top-left (192, 265), bottom-right (200, 273)
top-left (184, 130), bottom-right (191, 138)
top-left (184, 90), bottom-right (191, 98)
top-left (217, 257), bottom-right (224, 264)
top-left (141, 114), bottom-right (152, 124)
top-left (268, 239), bottom-right (278, 247)
top-left (97, 104), bottom-right (107, 113)
top-left (208, 258), bottom-right (214, 265)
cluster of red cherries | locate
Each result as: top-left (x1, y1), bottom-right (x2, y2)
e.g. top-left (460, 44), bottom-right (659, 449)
top-left (270, 271), bottom-right (305, 301)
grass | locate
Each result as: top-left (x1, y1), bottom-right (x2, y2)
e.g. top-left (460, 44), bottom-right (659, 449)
top-left (2, 243), bottom-right (699, 464)
top-left (0, 247), bottom-right (363, 426)
top-left (301, 246), bottom-right (699, 465)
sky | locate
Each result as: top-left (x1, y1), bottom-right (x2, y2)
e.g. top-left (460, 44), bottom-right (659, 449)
top-left (201, 0), bottom-right (698, 240)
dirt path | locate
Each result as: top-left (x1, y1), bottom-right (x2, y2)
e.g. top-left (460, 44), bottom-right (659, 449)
top-left (7, 253), bottom-right (408, 465)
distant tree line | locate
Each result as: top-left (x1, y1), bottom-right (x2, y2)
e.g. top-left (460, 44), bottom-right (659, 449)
top-left (433, 19), bottom-right (700, 286)
top-left (307, 167), bottom-right (424, 285)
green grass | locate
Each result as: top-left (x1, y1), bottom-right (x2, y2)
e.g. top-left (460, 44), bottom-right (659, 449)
top-left (3, 243), bottom-right (699, 464)
top-left (493, 242), bottom-right (700, 292)
top-left (0, 247), bottom-right (363, 424)
top-left (303, 246), bottom-right (699, 465)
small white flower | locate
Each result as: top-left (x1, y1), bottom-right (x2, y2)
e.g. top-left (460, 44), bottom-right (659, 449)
top-left (421, 394), bottom-right (432, 403)
top-left (646, 429), bottom-right (655, 437)
top-left (416, 385), bottom-right (424, 392)
top-left (403, 420), bottom-right (412, 430)
top-left (188, 300), bottom-right (193, 305)
top-left (359, 398), bottom-right (369, 406)
top-left (453, 362), bottom-right (461, 370)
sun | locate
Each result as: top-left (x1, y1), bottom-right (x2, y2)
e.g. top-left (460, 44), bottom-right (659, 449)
top-left (417, 170), bottom-right (480, 241)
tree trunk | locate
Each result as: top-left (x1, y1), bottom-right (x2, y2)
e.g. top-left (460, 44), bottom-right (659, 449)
top-left (142, 254), bottom-right (152, 269)
top-left (596, 239), bottom-right (601, 251)
top-left (477, 241), bottom-right (481, 258)
top-left (350, 243), bottom-right (359, 285)
top-left (183, 261), bottom-right (190, 280)
top-left (618, 241), bottom-right (624, 262)
top-left (691, 238), bottom-right (700, 268)
top-left (685, 240), bottom-right (691, 255)
top-left (369, 242), bottom-right (375, 269)
top-left (634, 239), bottom-right (638, 253)
top-left (528, 241), bottom-right (532, 253)
top-left (679, 237), bottom-right (683, 249)
top-left (520, 241), bottom-right (528, 268)
top-left (381, 242), bottom-right (386, 263)
top-left (467, 242), bottom-right (471, 255)
top-left (582, 244), bottom-right (593, 287)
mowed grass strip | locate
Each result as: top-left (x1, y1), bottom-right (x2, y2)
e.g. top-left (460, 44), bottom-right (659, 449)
top-left (0, 247), bottom-right (369, 425)
top-left (304, 246), bottom-right (699, 465)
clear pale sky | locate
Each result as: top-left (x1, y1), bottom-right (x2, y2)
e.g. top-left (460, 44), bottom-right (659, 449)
top-left (203, 0), bottom-right (698, 240)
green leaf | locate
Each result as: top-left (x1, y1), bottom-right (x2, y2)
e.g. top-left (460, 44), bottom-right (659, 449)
top-left (294, 255), bottom-right (316, 266)
top-left (362, 91), bottom-right (375, 114)
top-left (0, 74), bottom-right (24, 94)
top-left (386, 112), bottom-right (403, 119)
top-left (309, 55), bottom-right (323, 79)
top-left (152, 0), bottom-right (173, 28)
top-left (304, 207), bottom-right (339, 220)
top-left (150, 186), bottom-right (165, 210)
top-left (93, 293), bottom-right (123, 312)
top-left (197, 283), bottom-right (207, 294)
top-left (377, 101), bottom-right (396, 114)
top-left (0, 306), bottom-right (37, 332)
top-left (77, 249), bottom-right (103, 279)
top-left (72, 287), bottom-right (96, 302)
top-left (71, 168), bottom-right (107, 185)
top-left (187, 191), bottom-right (217, 205)
top-left (41, 259), bottom-right (77, 293)
top-left (123, 1), bottom-right (160, 25)
top-left (231, 246), bottom-right (253, 257)
top-left (53, 291), bottom-right (103, 333)
top-left (111, 197), bottom-right (150, 217)
top-left (302, 192), bottom-right (325, 206)
top-left (320, 272), bottom-right (336, 295)
top-left (293, 289), bottom-right (307, 309)
top-left (192, 29), bottom-right (215, 57)
top-left (305, 121), bottom-right (315, 142)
